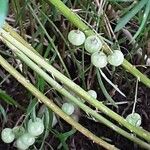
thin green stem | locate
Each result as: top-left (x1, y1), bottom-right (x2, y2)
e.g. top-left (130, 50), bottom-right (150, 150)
top-left (96, 69), bottom-right (117, 108)
top-left (1, 27), bottom-right (150, 142)
top-left (0, 55), bottom-right (117, 150)
top-left (28, 4), bottom-right (71, 79)
top-left (132, 78), bottom-right (138, 114)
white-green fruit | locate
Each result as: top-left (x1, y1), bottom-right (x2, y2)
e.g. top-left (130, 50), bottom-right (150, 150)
top-left (52, 113), bottom-right (58, 127)
top-left (16, 138), bottom-right (29, 150)
top-left (91, 52), bottom-right (107, 68)
top-left (107, 50), bottom-right (124, 66)
top-left (68, 30), bottom-right (86, 46)
top-left (28, 118), bottom-right (44, 136)
top-left (13, 126), bottom-right (25, 139)
top-left (87, 90), bottom-right (97, 99)
top-left (20, 133), bottom-right (35, 146)
top-left (84, 35), bottom-right (102, 53)
top-left (126, 113), bottom-right (141, 127)
top-left (1, 128), bottom-right (15, 143)
top-left (61, 103), bottom-right (75, 115)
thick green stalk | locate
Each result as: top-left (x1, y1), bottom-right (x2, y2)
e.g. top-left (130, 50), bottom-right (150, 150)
top-left (0, 55), bottom-right (117, 150)
top-left (48, 0), bottom-right (150, 88)
top-left (3, 40), bottom-right (150, 149)
top-left (1, 28), bottom-right (150, 142)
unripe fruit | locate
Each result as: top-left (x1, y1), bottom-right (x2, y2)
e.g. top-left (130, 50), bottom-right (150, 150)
top-left (61, 103), bottom-right (75, 115)
top-left (68, 30), bottom-right (86, 46)
top-left (91, 51), bottom-right (107, 68)
top-left (87, 90), bottom-right (97, 99)
top-left (1, 128), bottom-right (15, 143)
top-left (52, 113), bottom-right (58, 127)
top-left (84, 35), bottom-right (102, 53)
top-left (16, 138), bottom-right (29, 150)
top-left (13, 126), bottom-right (25, 139)
top-left (126, 113), bottom-right (141, 127)
top-left (20, 133), bottom-right (35, 146)
top-left (107, 50), bottom-right (124, 66)
top-left (28, 118), bottom-right (44, 137)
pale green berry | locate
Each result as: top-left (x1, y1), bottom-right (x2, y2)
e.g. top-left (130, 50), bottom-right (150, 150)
top-left (84, 35), bottom-right (102, 53)
top-left (16, 138), bottom-right (29, 150)
top-left (68, 30), bottom-right (86, 46)
top-left (1, 128), bottom-right (15, 143)
top-left (126, 113), bottom-right (141, 127)
top-left (107, 50), bottom-right (124, 66)
top-left (61, 103), bottom-right (75, 115)
top-left (13, 126), bottom-right (25, 139)
top-left (20, 133), bottom-right (35, 146)
top-left (28, 118), bottom-right (44, 136)
top-left (91, 51), bottom-right (107, 68)
top-left (52, 113), bottom-right (58, 127)
top-left (87, 90), bottom-right (97, 99)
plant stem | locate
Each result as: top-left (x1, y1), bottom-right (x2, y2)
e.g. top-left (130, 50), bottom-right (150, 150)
top-left (48, 0), bottom-right (150, 88)
top-left (1, 27), bottom-right (150, 142)
top-left (3, 39), bottom-right (150, 149)
top-left (132, 78), bottom-right (138, 114)
top-left (0, 55), bottom-right (117, 150)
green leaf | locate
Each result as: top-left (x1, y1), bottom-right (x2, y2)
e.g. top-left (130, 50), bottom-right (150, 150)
top-left (39, 107), bottom-right (53, 150)
top-left (0, 104), bottom-right (7, 122)
top-left (132, 0), bottom-right (150, 40)
top-left (0, 89), bottom-right (18, 106)
top-left (96, 69), bottom-right (118, 108)
top-left (56, 129), bottom-right (76, 150)
top-left (115, 0), bottom-right (148, 32)
top-left (0, 0), bottom-right (8, 28)
top-left (26, 98), bottom-right (38, 115)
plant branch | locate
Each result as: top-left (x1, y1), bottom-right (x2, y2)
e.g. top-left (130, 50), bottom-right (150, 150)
top-left (0, 54), bottom-right (117, 150)
top-left (2, 38), bottom-right (150, 149)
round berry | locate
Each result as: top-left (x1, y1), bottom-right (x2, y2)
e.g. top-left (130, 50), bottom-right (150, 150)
top-left (84, 35), bottom-right (102, 53)
top-left (68, 30), bottom-right (86, 46)
top-left (1, 128), bottom-right (15, 143)
top-left (52, 113), bottom-right (58, 127)
top-left (28, 118), bottom-right (44, 137)
top-left (88, 90), bottom-right (97, 99)
top-left (13, 126), bottom-right (25, 139)
top-left (16, 138), bottom-right (29, 150)
top-left (107, 50), bottom-right (124, 66)
top-left (126, 113), bottom-right (141, 127)
top-left (61, 103), bottom-right (75, 115)
top-left (20, 133), bottom-right (35, 146)
top-left (91, 51), bottom-right (107, 68)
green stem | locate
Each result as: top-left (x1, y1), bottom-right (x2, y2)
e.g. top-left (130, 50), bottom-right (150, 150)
top-left (0, 55), bottom-right (116, 150)
top-left (48, 0), bottom-right (150, 88)
top-left (1, 27), bottom-right (150, 142)
top-left (4, 39), bottom-right (150, 149)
